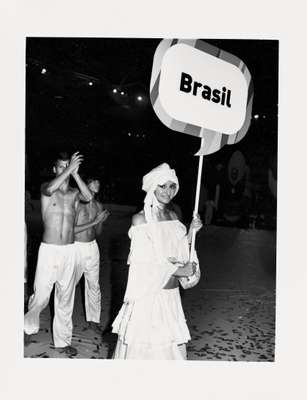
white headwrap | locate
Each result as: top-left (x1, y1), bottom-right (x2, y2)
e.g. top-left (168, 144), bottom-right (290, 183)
top-left (142, 163), bottom-right (179, 222)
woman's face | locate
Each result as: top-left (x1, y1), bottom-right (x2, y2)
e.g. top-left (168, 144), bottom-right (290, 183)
top-left (154, 180), bottom-right (177, 205)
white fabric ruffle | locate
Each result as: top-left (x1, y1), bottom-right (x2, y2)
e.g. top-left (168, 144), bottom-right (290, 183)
top-left (112, 220), bottom-right (196, 359)
top-left (112, 288), bottom-right (190, 346)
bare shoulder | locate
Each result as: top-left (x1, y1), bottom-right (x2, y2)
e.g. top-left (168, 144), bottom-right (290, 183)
top-left (40, 182), bottom-right (51, 196)
top-left (131, 211), bottom-right (146, 226)
top-left (169, 202), bottom-right (182, 221)
top-left (169, 210), bottom-right (179, 221)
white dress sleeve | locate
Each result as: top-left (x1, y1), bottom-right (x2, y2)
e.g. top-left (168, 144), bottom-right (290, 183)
top-left (123, 225), bottom-right (178, 301)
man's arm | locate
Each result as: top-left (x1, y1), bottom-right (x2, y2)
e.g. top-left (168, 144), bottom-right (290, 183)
top-left (95, 202), bottom-right (110, 235)
top-left (41, 169), bottom-right (72, 197)
top-left (41, 152), bottom-right (83, 196)
top-left (72, 172), bottom-right (93, 202)
top-left (75, 211), bottom-right (108, 234)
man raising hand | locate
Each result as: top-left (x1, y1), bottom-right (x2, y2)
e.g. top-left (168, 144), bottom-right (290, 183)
top-left (24, 151), bottom-right (92, 357)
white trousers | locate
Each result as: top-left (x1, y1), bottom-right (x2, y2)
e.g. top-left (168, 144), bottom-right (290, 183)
top-left (75, 240), bottom-right (101, 323)
top-left (24, 243), bottom-right (76, 348)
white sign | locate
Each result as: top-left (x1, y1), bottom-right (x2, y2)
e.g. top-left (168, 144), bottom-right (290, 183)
top-left (150, 39), bottom-right (253, 154)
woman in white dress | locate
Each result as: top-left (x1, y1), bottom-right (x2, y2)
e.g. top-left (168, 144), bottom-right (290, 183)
top-left (112, 163), bottom-right (203, 360)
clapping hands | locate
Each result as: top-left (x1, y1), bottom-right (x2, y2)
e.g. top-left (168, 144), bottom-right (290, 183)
top-left (68, 152), bottom-right (83, 176)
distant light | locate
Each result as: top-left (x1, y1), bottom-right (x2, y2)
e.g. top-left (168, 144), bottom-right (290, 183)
top-left (137, 95), bottom-right (143, 101)
top-left (112, 88), bottom-right (118, 93)
top-left (88, 81), bottom-right (93, 86)
top-left (128, 132), bottom-right (132, 136)
top-left (254, 114), bottom-right (259, 119)
top-left (263, 115), bottom-right (266, 119)
top-left (120, 91), bottom-right (125, 96)
top-left (41, 68), bottom-right (47, 74)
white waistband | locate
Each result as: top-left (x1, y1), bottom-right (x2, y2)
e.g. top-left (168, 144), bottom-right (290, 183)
top-left (74, 240), bottom-right (97, 245)
top-left (41, 242), bottom-right (75, 248)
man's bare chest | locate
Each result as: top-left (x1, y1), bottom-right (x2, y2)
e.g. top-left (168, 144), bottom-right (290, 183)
top-left (48, 191), bottom-right (76, 214)
top-left (78, 201), bottom-right (98, 222)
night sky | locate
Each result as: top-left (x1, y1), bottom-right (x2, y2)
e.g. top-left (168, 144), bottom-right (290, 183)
top-left (25, 38), bottom-right (278, 209)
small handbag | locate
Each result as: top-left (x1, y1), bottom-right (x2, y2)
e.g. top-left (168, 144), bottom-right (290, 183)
top-left (179, 261), bottom-right (201, 289)
top-left (179, 245), bottom-right (201, 289)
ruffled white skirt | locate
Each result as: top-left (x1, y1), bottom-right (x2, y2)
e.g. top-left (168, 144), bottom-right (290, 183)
top-left (112, 288), bottom-right (190, 360)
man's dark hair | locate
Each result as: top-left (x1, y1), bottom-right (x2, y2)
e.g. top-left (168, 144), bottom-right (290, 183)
top-left (53, 152), bottom-right (70, 167)
top-left (86, 176), bottom-right (102, 202)
top-left (86, 176), bottom-right (100, 185)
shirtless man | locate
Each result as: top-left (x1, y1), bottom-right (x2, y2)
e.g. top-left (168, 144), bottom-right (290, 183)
top-left (74, 177), bottom-right (110, 334)
top-left (24, 151), bottom-right (93, 356)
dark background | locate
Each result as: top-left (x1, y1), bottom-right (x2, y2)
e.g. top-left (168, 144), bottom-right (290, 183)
top-left (25, 38), bottom-right (278, 226)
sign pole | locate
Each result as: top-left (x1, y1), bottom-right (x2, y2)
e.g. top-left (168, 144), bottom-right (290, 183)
top-left (189, 135), bottom-right (205, 262)
top-left (150, 38), bottom-right (254, 265)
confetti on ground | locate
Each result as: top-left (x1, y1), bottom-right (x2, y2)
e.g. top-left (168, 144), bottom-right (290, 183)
top-left (25, 213), bottom-right (276, 361)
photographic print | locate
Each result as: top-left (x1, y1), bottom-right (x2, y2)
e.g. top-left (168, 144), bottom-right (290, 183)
top-left (24, 37), bottom-right (278, 361)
